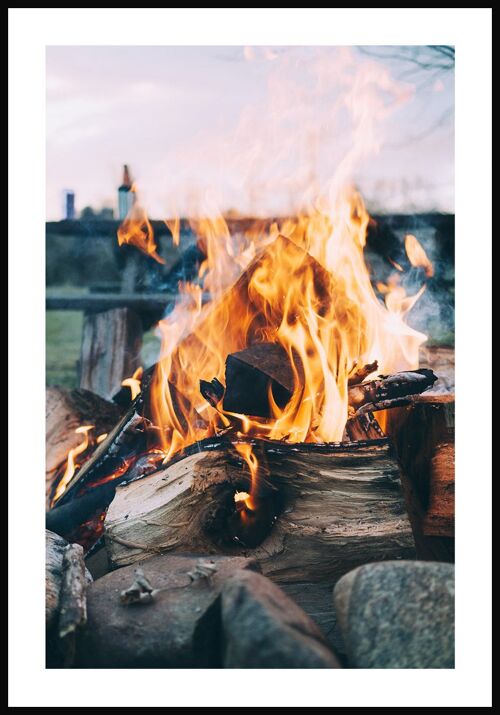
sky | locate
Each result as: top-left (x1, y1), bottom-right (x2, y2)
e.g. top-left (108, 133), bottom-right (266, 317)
top-left (46, 46), bottom-right (454, 220)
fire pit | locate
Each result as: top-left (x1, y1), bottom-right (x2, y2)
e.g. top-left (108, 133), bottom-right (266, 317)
top-left (46, 186), bottom-right (455, 671)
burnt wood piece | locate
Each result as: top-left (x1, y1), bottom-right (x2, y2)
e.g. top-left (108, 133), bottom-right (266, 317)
top-left (79, 307), bottom-right (143, 401)
top-left (45, 386), bottom-right (122, 509)
top-left (104, 438), bottom-right (415, 584)
top-left (343, 412), bottom-right (385, 442)
top-left (46, 482), bottom-right (117, 540)
top-left (216, 342), bottom-right (436, 419)
top-left (348, 360), bottom-right (379, 386)
top-left (385, 394), bottom-right (455, 549)
top-left (223, 343), bottom-right (297, 416)
top-left (349, 369), bottom-right (438, 414)
top-left (199, 377), bottom-right (225, 408)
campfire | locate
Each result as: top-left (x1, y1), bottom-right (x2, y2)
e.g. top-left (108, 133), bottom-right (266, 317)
top-left (46, 186), bottom-right (446, 570)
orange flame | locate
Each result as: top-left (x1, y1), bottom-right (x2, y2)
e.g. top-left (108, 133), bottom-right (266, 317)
top-left (146, 188), bottom-right (431, 459)
top-left (121, 51), bottom-right (433, 463)
top-left (117, 188), bottom-right (165, 264)
top-left (234, 443), bottom-right (259, 511)
top-left (52, 425), bottom-right (94, 504)
top-left (121, 366), bottom-right (144, 401)
top-left (405, 234), bottom-right (434, 278)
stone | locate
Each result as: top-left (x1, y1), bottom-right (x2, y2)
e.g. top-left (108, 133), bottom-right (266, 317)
top-left (76, 553), bottom-right (259, 668)
top-left (333, 560), bottom-right (454, 668)
top-left (221, 569), bottom-right (341, 668)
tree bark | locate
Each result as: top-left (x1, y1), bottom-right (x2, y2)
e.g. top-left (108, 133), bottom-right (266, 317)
top-left (104, 439), bottom-right (415, 586)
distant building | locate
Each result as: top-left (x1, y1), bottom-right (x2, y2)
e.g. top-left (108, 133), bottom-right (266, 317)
top-left (118, 164), bottom-right (136, 220)
top-left (63, 190), bottom-right (75, 220)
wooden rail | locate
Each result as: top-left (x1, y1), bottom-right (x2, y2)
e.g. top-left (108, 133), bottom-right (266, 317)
top-left (46, 293), bottom-right (176, 312)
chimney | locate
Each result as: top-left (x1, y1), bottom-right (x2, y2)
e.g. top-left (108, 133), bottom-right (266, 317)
top-left (118, 164), bottom-right (135, 219)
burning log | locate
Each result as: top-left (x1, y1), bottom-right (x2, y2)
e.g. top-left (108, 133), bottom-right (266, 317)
top-left (347, 368), bottom-right (437, 415)
top-left (46, 387), bottom-right (122, 509)
top-left (208, 341), bottom-right (436, 419)
top-left (103, 438), bottom-right (415, 586)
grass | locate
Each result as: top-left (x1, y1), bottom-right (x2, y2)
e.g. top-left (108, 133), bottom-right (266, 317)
top-left (46, 311), bottom-right (83, 388)
top-left (46, 310), bottom-right (162, 389)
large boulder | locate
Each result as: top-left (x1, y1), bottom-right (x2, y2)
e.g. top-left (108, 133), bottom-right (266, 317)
top-left (333, 560), bottom-right (454, 668)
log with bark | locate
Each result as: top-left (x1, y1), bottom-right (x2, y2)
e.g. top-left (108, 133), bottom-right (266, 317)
top-left (384, 393), bottom-right (455, 543)
top-left (46, 530), bottom-right (92, 666)
top-left (103, 437), bottom-right (415, 586)
top-left (46, 386), bottom-right (123, 509)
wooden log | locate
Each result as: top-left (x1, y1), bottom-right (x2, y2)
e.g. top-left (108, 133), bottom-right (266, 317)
top-left (46, 529), bottom-right (92, 630)
top-left (79, 307), bottom-right (143, 401)
top-left (103, 439), bottom-right (415, 586)
top-left (45, 386), bottom-right (122, 509)
top-left (384, 394), bottom-right (455, 541)
top-left (58, 543), bottom-right (89, 640)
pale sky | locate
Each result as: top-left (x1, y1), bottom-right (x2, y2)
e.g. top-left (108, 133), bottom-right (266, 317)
top-left (46, 46), bottom-right (454, 220)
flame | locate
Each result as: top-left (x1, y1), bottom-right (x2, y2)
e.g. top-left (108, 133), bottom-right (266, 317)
top-left (117, 188), bottom-right (165, 264)
top-left (115, 50), bottom-right (433, 464)
top-left (121, 366), bottom-right (144, 400)
top-left (52, 425), bottom-right (94, 504)
top-left (146, 189), bottom-right (430, 458)
top-left (96, 432), bottom-right (108, 444)
top-left (234, 443), bottom-right (259, 511)
top-left (165, 215), bottom-right (180, 247)
top-left (405, 234), bottom-right (434, 278)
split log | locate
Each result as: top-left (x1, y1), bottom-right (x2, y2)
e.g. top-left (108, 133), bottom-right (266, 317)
top-left (103, 438), bottom-right (415, 586)
top-left (384, 394), bottom-right (455, 542)
top-left (45, 386), bottom-right (122, 509)
top-left (79, 307), bottom-right (143, 400)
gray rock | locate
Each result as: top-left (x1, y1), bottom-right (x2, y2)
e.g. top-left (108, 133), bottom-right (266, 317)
top-left (221, 569), bottom-right (341, 668)
top-left (76, 553), bottom-right (259, 668)
top-left (333, 560), bottom-right (454, 668)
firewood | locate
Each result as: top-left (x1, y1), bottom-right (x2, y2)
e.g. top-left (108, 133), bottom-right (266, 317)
top-left (347, 360), bottom-right (379, 386)
top-left (103, 438), bottom-right (415, 586)
top-left (348, 369), bottom-right (438, 415)
top-left (384, 394), bottom-right (455, 542)
top-left (57, 543), bottom-right (91, 666)
top-left (46, 387), bottom-right (122, 509)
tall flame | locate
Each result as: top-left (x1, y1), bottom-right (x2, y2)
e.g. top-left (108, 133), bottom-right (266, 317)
top-left (115, 48), bottom-right (433, 462)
